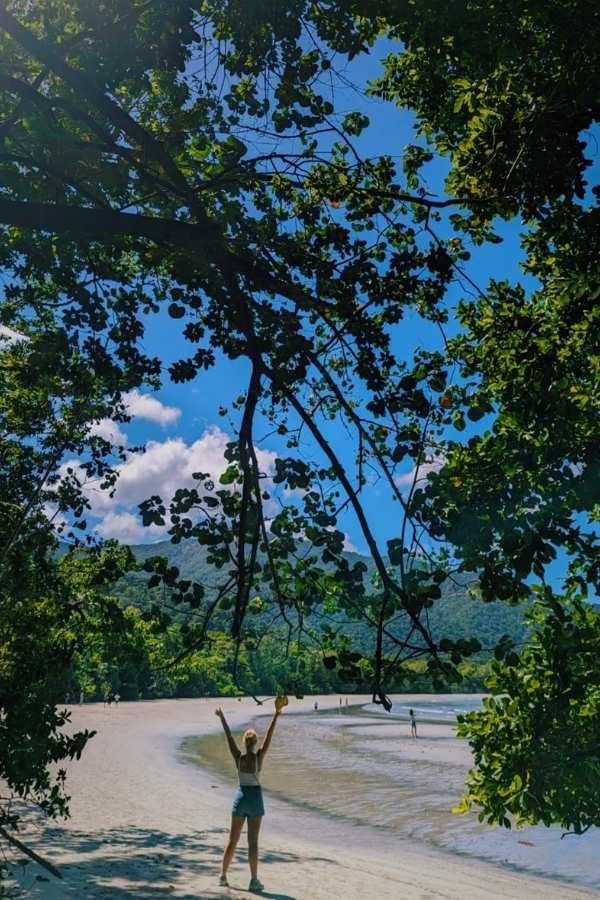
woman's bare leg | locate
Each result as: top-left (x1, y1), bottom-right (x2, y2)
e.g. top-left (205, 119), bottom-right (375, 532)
top-left (222, 815), bottom-right (245, 876)
top-left (247, 815), bottom-right (263, 880)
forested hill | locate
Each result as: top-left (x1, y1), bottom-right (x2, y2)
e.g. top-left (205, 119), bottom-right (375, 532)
top-left (114, 539), bottom-right (531, 653)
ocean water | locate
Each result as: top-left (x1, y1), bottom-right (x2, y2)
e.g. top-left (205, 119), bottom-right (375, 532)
top-left (181, 698), bottom-right (600, 892)
top-left (365, 697), bottom-right (484, 721)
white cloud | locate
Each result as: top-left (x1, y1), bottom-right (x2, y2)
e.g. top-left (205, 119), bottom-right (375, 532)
top-left (94, 511), bottom-right (166, 544)
top-left (395, 453), bottom-right (446, 489)
top-left (84, 391), bottom-right (180, 448)
top-left (343, 533), bottom-right (360, 553)
top-left (62, 426), bottom-right (278, 542)
top-left (123, 389), bottom-right (181, 426)
top-left (89, 418), bottom-right (129, 446)
top-left (0, 325), bottom-right (29, 346)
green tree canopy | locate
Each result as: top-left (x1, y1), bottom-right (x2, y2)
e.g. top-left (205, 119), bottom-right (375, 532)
top-left (0, 0), bottom-right (599, 837)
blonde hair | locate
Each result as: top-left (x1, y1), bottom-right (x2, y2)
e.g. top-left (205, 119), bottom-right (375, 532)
top-left (243, 729), bottom-right (257, 751)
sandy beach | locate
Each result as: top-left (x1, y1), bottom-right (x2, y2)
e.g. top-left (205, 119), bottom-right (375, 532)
top-left (5, 695), bottom-right (599, 899)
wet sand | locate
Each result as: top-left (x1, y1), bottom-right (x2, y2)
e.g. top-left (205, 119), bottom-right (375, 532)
top-left (6, 695), bottom-right (599, 899)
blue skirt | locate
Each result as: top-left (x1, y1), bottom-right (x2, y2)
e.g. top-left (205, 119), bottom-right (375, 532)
top-left (232, 785), bottom-right (265, 818)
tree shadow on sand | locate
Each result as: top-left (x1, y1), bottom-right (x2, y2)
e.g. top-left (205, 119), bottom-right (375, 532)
top-left (10, 824), bottom-right (326, 899)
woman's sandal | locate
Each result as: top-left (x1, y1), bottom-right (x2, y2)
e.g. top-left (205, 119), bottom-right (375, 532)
top-left (218, 872), bottom-right (229, 887)
top-left (248, 877), bottom-right (264, 892)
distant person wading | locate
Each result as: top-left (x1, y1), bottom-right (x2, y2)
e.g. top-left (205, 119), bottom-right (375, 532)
top-left (216, 696), bottom-right (287, 892)
top-left (409, 708), bottom-right (417, 738)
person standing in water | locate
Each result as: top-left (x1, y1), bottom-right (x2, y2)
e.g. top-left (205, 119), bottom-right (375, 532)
top-left (409, 708), bottom-right (417, 738)
top-left (216, 696), bottom-right (287, 892)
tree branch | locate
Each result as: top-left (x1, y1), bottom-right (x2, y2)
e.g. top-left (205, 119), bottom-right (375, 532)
top-left (0, 197), bottom-right (219, 246)
top-left (0, 4), bottom-right (208, 223)
top-left (0, 826), bottom-right (62, 880)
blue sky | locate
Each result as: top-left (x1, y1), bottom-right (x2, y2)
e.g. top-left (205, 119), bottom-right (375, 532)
top-left (44, 36), bottom-right (597, 585)
top-left (65, 37), bottom-right (537, 554)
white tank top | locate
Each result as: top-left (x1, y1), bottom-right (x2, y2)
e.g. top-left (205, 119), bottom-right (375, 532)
top-left (238, 752), bottom-right (261, 787)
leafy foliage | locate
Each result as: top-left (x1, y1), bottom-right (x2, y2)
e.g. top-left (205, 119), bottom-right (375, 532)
top-left (0, 280), bottom-right (149, 835)
top-left (0, 540), bottom-right (134, 829)
top-left (456, 591), bottom-right (600, 833)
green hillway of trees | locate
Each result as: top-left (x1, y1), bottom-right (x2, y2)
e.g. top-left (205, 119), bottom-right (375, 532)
top-left (70, 540), bottom-right (529, 702)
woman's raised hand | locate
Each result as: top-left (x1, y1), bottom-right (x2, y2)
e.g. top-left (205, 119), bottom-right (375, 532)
top-left (215, 707), bottom-right (224, 719)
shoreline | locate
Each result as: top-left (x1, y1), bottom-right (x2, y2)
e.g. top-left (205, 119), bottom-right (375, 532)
top-left (183, 697), bottom-right (600, 891)
top-left (6, 695), bottom-right (599, 899)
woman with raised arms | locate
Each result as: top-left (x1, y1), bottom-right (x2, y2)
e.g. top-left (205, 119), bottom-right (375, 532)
top-left (215, 696), bottom-right (287, 892)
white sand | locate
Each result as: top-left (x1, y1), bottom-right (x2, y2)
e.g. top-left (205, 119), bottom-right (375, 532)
top-left (5, 695), bottom-right (598, 899)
